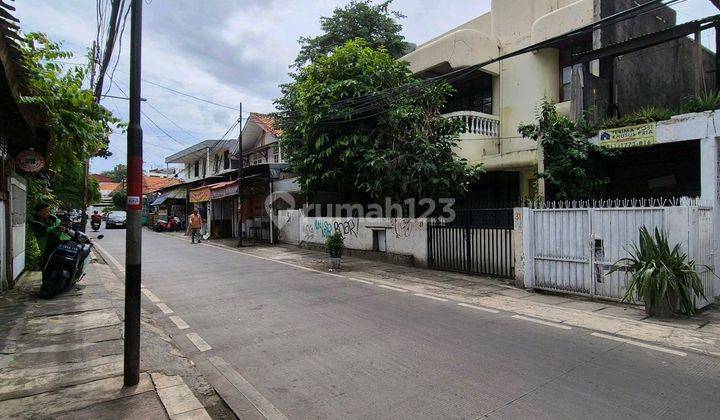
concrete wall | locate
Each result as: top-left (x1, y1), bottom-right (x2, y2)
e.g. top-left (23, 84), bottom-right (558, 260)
top-left (277, 210), bottom-right (428, 266)
top-left (599, 0), bottom-right (716, 114)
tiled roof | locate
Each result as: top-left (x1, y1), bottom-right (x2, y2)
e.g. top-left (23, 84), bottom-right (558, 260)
top-left (143, 176), bottom-right (183, 194)
top-left (99, 182), bottom-right (121, 192)
top-left (92, 174), bottom-right (114, 183)
top-left (249, 113), bottom-right (282, 138)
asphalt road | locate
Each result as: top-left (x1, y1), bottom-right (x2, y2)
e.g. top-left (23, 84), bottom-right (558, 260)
top-left (94, 227), bottom-right (720, 419)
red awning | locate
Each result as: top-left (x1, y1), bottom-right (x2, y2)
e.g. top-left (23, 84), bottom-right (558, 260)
top-left (210, 180), bottom-right (238, 200)
top-left (189, 186), bottom-right (211, 203)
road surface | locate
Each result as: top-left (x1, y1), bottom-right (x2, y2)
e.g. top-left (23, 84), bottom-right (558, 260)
top-left (94, 227), bottom-right (720, 419)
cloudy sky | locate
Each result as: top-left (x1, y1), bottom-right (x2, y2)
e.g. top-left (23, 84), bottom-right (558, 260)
top-left (14, 0), bottom-right (717, 173)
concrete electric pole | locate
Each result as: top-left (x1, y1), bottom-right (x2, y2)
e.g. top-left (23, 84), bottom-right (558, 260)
top-left (124, 0), bottom-right (143, 387)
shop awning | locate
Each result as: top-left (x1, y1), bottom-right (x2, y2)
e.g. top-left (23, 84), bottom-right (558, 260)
top-left (189, 186), bottom-right (211, 203)
top-left (150, 192), bottom-right (171, 206)
top-left (210, 180), bottom-right (238, 200)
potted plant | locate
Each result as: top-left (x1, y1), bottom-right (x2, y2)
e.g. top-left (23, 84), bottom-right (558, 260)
top-left (610, 227), bottom-right (706, 317)
top-left (325, 230), bottom-right (344, 269)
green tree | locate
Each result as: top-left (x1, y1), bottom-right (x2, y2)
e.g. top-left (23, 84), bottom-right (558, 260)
top-left (518, 100), bottom-right (614, 200)
top-left (18, 32), bottom-right (120, 268)
top-left (100, 164), bottom-right (126, 182)
top-left (52, 161), bottom-right (101, 209)
top-left (276, 40), bottom-right (480, 203)
top-left (112, 188), bottom-right (127, 210)
top-left (20, 33), bottom-right (119, 168)
top-left (293, 0), bottom-right (409, 69)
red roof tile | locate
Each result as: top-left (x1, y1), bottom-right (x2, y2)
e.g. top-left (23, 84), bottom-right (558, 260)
top-left (249, 113), bottom-right (282, 138)
top-left (143, 177), bottom-right (183, 194)
top-left (92, 174), bottom-right (114, 183)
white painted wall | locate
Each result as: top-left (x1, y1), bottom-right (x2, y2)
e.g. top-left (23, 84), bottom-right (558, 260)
top-left (277, 210), bottom-right (428, 265)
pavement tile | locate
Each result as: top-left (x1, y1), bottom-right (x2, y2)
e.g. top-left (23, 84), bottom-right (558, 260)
top-left (23, 309), bottom-right (122, 336)
top-left (171, 407), bottom-right (213, 420)
top-left (522, 294), bottom-right (575, 306)
top-left (557, 300), bottom-right (611, 312)
top-left (151, 372), bottom-right (186, 389)
top-left (156, 383), bottom-right (204, 416)
top-left (594, 305), bottom-right (648, 321)
top-left (0, 373), bottom-right (155, 418)
top-left (53, 388), bottom-right (168, 420)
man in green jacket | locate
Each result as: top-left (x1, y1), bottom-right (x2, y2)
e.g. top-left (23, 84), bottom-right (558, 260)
top-left (29, 203), bottom-right (69, 268)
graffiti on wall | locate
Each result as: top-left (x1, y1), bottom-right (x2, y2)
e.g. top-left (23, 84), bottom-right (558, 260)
top-left (333, 219), bottom-right (359, 238)
top-left (390, 218), bottom-right (424, 239)
top-left (302, 218), bottom-right (360, 241)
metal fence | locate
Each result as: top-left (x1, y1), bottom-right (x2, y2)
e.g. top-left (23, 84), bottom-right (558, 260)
top-left (526, 204), bottom-right (715, 306)
top-left (428, 222), bottom-right (514, 278)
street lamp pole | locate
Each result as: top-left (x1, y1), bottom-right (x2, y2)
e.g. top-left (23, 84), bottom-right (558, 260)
top-left (124, 0), bottom-right (143, 387)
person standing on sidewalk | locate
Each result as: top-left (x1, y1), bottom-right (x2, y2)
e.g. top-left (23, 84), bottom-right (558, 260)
top-left (188, 208), bottom-right (204, 244)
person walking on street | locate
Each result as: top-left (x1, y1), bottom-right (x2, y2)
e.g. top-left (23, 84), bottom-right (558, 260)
top-left (189, 208), bottom-right (204, 244)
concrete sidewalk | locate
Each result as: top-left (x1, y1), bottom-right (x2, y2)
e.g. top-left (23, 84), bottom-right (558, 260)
top-left (0, 255), bottom-right (216, 419)
top-left (185, 233), bottom-right (720, 358)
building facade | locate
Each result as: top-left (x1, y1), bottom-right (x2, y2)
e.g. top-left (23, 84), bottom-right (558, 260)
top-left (401, 0), bottom-right (715, 203)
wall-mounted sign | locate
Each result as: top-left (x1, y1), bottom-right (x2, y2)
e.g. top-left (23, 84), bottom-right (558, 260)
top-left (599, 123), bottom-right (657, 149)
top-left (14, 149), bottom-right (45, 173)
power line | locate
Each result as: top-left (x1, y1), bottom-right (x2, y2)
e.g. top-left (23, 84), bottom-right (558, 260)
top-left (144, 100), bottom-right (200, 141)
top-left (140, 78), bottom-right (243, 111)
top-left (281, 0), bottom-right (693, 124)
top-left (112, 80), bottom-right (188, 146)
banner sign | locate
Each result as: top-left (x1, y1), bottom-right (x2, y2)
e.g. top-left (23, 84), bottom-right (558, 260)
top-left (189, 187), bottom-right (211, 203)
top-left (599, 123), bottom-right (657, 149)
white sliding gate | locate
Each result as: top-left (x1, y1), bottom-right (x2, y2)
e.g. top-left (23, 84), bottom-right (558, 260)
top-left (527, 205), bottom-right (715, 305)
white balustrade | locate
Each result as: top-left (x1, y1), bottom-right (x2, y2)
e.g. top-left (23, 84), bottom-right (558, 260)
top-left (442, 111), bottom-right (500, 138)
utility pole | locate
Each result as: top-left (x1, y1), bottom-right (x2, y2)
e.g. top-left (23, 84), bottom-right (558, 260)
top-left (124, 0), bottom-right (143, 387)
top-left (83, 0), bottom-right (123, 232)
top-left (237, 103), bottom-right (243, 247)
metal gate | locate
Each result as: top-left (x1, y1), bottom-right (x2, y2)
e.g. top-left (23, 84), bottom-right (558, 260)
top-left (531, 207), bottom-right (667, 300)
top-left (428, 209), bottom-right (514, 278)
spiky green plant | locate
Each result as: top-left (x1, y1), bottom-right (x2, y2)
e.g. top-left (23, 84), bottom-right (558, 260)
top-left (680, 92), bottom-right (720, 114)
top-left (599, 107), bottom-right (672, 129)
top-left (609, 227), bottom-right (706, 316)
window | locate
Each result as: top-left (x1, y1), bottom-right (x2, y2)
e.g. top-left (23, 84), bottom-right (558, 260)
top-left (559, 38), bottom-right (592, 102)
top-left (213, 154), bottom-right (220, 173)
top-left (444, 70), bottom-right (493, 114)
top-left (223, 150), bottom-right (230, 169)
top-left (560, 64), bottom-right (582, 102)
top-left (193, 160), bottom-right (199, 177)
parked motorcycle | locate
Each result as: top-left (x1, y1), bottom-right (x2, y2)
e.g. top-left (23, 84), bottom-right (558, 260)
top-left (153, 216), bottom-right (183, 232)
top-left (39, 228), bottom-right (102, 299)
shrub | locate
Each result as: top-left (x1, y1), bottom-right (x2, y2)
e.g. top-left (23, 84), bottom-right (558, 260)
top-left (680, 92), bottom-right (720, 114)
top-left (25, 229), bottom-right (42, 271)
top-left (325, 231), bottom-right (344, 258)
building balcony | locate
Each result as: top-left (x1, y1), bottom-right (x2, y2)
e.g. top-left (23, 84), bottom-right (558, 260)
top-left (443, 111), bottom-right (500, 139)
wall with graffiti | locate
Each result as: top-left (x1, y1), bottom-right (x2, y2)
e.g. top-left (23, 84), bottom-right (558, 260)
top-left (277, 210), bottom-right (428, 265)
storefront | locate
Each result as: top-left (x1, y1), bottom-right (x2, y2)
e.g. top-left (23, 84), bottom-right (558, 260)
top-left (189, 185), bottom-right (211, 235)
top-left (149, 187), bottom-right (187, 225)
top-left (209, 180), bottom-right (238, 239)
